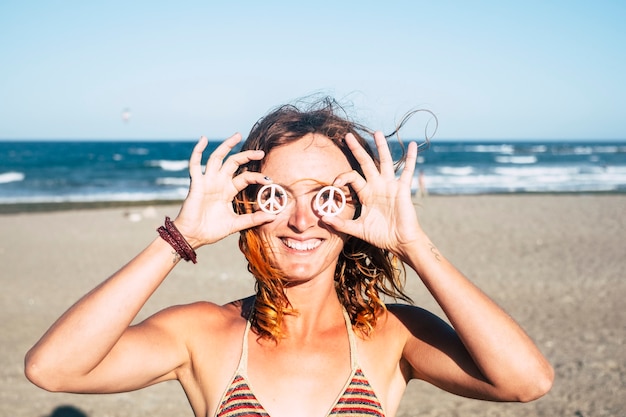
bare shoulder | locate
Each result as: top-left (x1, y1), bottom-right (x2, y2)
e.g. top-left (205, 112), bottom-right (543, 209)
top-left (361, 304), bottom-right (452, 358)
top-left (384, 304), bottom-right (459, 365)
top-left (131, 296), bottom-right (253, 368)
top-left (148, 296), bottom-right (252, 339)
top-left (385, 303), bottom-right (456, 339)
top-left (152, 296), bottom-right (253, 406)
top-left (385, 303), bottom-right (472, 383)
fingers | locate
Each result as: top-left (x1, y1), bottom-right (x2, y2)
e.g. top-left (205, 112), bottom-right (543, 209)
top-left (344, 131), bottom-right (419, 187)
top-left (191, 133), bottom-right (267, 180)
top-left (345, 132), bottom-right (395, 179)
top-left (221, 149), bottom-right (265, 176)
top-left (189, 136), bottom-right (209, 178)
top-left (344, 133), bottom-right (379, 179)
top-left (399, 141), bottom-right (418, 186)
top-left (334, 170), bottom-right (366, 195)
top-left (373, 131), bottom-right (395, 178)
top-left (205, 133), bottom-right (243, 172)
top-left (234, 210), bottom-right (277, 232)
top-left (190, 134), bottom-right (242, 178)
top-left (321, 213), bottom-right (362, 241)
top-left (232, 172), bottom-right (272, 193)
top-left (208, 133), bottom-right (266, 177)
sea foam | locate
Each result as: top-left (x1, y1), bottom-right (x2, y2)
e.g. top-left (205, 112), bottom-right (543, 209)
top-left (0, 172), bottom-right (25, 184)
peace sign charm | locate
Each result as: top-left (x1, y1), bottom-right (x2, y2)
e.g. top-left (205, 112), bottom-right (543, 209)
top-left (314, 186), bottom-right (346, 217)
top-left (257, 184), bottom-right (288, 214)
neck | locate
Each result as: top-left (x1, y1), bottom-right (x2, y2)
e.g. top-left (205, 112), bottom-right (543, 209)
top-left (281, 280), bottom-right (345, 338)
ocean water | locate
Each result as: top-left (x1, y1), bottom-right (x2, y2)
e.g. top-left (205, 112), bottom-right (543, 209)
top-left (1, 140), bottom-right (625, 205)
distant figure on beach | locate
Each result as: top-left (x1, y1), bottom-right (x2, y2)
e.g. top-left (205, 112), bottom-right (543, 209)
top-left (25, 98), bottom-right (552, 417)
top-left (417, 169), bottom-right (428, 198)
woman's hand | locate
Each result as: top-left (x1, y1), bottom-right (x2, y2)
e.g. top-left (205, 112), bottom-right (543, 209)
top-left (173, 134), bottom-right (276, 248)
top-left (323, 131), bottom-right (422, 260)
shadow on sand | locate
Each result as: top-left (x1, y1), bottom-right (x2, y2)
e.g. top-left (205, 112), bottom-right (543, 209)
top-left (45, 405), bottom-right (88, 417)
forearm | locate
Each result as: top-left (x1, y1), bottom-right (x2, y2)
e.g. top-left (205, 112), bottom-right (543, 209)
top-left (25, 236), bottom-right (179, 381)
top-left (402, 230), bottom-right (553, 399)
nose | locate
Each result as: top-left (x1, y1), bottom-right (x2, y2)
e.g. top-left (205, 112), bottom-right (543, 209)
top-left (287, 195), bottom-right (318, 232)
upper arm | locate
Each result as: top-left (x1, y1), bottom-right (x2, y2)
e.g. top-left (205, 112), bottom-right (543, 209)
top-left (89, 306), bottom-right (192, 392)
top-left (42, 303), bottom-right (205, 394)
top-left (389, 304), bottom-right (508, 401)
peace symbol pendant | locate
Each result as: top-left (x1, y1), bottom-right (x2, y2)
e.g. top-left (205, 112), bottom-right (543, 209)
top-left (256, 184), bottom-right (346, 216)
top-left (313, 185), bottom-right (346, 216)
top-left (257, 184), bottom-right (288, 214)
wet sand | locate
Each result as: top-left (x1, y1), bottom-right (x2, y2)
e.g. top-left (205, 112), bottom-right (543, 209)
top-left (1, 194), bottom-right (624, 417)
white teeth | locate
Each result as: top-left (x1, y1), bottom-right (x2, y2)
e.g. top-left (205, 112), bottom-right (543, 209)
top-left (282, 238), bottom-right (321, 251)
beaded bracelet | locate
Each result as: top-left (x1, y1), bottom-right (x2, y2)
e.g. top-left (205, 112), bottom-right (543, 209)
top-left (157, 216), bottom-right (197, 264)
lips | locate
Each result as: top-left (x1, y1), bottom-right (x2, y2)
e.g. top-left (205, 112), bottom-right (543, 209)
top-left (281, 238), bottom-right (322, 251)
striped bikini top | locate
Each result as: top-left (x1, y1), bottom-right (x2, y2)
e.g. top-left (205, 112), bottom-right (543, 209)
top-left (214, 310), bottom-right (385, 417)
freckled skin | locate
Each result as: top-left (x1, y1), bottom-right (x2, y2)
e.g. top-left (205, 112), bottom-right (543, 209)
top-left (256, 133), bottom-right (356, 285)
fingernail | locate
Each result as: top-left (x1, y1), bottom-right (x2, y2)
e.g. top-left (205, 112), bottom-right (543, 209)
top-left (264, 176), bottom-right (272, 182)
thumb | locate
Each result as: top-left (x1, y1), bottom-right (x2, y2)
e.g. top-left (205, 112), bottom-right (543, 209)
top-left (322, 215), bottom-right (362, 240)
top-left (235, 211), bottom-right (278, 231)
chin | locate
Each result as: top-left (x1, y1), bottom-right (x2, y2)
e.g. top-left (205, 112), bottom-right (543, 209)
top-left (280, 265), bottom-right (316, 282)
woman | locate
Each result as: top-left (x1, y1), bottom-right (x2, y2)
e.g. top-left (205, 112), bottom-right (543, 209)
top-left (25, 99), bottom-right (553, 417)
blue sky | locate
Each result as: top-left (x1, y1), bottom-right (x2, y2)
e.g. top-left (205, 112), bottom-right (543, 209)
top-left (1, 1), bottom-right (624, 141)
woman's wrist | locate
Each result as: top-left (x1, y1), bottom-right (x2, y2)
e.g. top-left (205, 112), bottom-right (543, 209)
top-left (157, 216), bottom-right (198, 264)
top-left (396, 230), bottom-right (442, 272)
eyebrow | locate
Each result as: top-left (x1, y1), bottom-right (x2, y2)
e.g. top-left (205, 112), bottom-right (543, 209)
top-left (277, 180), bottom-right (355, 204)
top-left (278, 178), bottom-right (331, 195)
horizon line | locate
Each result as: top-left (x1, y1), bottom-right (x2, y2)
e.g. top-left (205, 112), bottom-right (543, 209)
top-left (1, 137), bottom-right (626, 143)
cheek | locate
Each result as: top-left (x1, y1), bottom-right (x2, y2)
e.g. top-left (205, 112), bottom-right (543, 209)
top-left (326, 228), bottom-right (350, 250)
top-left (256, 223), bottom-right (278, 241)
top-left (254, 225), bottom-right (279, 257)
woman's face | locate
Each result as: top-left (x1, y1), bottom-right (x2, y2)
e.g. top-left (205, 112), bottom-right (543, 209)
top-left (256, 133), bottom-right (356, 285)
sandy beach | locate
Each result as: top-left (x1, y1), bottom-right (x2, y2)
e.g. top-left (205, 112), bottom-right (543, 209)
top-left (1, 194), bottom-right (624, 417)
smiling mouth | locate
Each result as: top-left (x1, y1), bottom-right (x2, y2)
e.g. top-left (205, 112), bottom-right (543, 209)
top-left (281, 238), bottom-right (322, 251)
